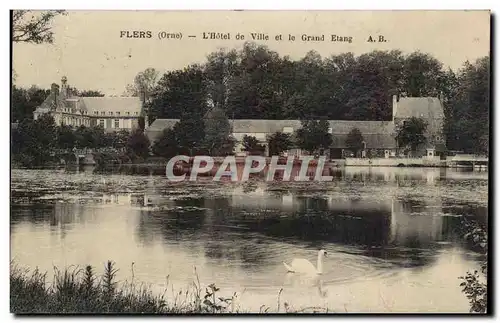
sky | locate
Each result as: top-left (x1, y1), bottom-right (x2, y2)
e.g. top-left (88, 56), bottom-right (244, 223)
top-left (12, 10), bottom-right (490, 96)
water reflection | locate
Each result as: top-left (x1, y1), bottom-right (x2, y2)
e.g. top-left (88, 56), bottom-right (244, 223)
top-left (11, 186), bottom-right (480, 269)
top-left (284, 273), bottom-right (327, 298)
top-left (10, 167), bottom-right (488, 313)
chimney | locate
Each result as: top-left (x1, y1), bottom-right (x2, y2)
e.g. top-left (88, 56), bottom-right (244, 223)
top-left (392, 94), bottom-right (399, 121)
top-left (61, 76), bottom-right (69, 98)
top-left (51, 83), bottom-right (59, 95)
top-left (50, 83), bottom-right (59, 110)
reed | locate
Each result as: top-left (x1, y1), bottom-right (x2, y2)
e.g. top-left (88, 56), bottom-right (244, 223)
top-left (10, 261), bottom-right (330, 314)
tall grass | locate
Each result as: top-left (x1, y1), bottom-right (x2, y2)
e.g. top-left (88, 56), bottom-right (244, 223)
top-left (10, 261), bottom-right (331, 314)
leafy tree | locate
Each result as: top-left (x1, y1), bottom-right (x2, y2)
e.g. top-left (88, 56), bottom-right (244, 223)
top-left (204, 48), bottom-right (239, 112)
top-left (138, 116), bottom-right (145, 131)
top-left (242, 135), bottom-right (266, 155)
top-left (125, 68), bottom-right (160, 126)
top-left (226, 42), bottom-right (285, 119)
top-left (267, 132), bottom-right (292, 156)
top-left (74, 126), bottom-right (91, 149)
top-left (106, 130), bottom-right (129, 150)
top-left (66, 87), bottom-right (105, 97)
top-left (204, 107), bottom-right (234, 155)
top-left (401, 52), bottom-right (446, 97)
top-left (148, 43), bottom-right (463, 122)
top-left (12, 114), bottom-right (57, 166)
top-left (174, 115), bottom-right (206, 156)
top-left (345, 50), bottom-right (404, 121)
top-left (12, 10), bottom-right (65, 44)
top-left (72, 125), bottom-right (107, 149)
top-left (120, 43), bottom-right (488, 156)
top-left (124, 68), bottom-right (159, 100)
top-left (459, 219), bottom-right (487, 313)
top-left (345, 128), bottom-right (365, 157)
top-left (149, 65), bottom-right (208, 121)
top-left (56, 124), bottom-right (76, 150)
top-left (151, 128), bottom-right (179, 158)
top-left (127, 129), bottom-right (150, 159)
top-left (11, 85), bottom-right (50, 122)
top-left (445, 56), bottom-right (489, 155)
top-left (295, 120), bottom-right (332, 154)
top-left (396, 117), bottom-right (428, 155)
top-left (78, 90), bottom-right (105, 97)
top-left (151, 118), bottom-right (207, 157)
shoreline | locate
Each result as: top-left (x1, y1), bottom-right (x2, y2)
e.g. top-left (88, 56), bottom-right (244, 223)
top-left (10, 261), bottom-right (331, 314)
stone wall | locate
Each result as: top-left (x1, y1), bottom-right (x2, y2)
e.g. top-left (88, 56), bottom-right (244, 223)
top-left (345, 157), bottom-right (444, 167)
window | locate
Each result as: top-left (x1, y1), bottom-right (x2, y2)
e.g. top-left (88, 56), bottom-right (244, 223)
top-left (134, 112), bottom-right (139, 116)
top-left (94, 111), bottom-right (98, 115)
top-left (101, 112), bottom-right (105, 116)
top-left (328, 127), bottom-right (333, 134)
top-left (255, 133), bottom-right (266, 140)
top-left (116, 112), bottom-right (120, 116)
top-left (109, 112), bottom-right (113, 116)
top-left (126, 112), bottom-right (130, 116)
top-left (283, 127), bottom-right (293, 133)
top-left (435, 135), bottom-right (441, 141)
top-left (114, 119), bottom-right (120, 128)
top-left (99, 120), bottom-right (104, 128)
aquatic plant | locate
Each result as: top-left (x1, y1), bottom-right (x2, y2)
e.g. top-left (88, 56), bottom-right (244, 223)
top-left (11, 260), bottom-right (330, 314)
top-left (459, 218), bottom-right (488, 313)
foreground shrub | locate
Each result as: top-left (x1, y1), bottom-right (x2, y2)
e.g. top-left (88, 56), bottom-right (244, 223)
top-left (459, 219), bottom-right (488, 313)
top-left (11, 260), bottom-right (333, 314)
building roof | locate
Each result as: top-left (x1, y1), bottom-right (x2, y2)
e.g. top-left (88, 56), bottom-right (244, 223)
top-left (147, 119), bottom-right (394, 134)
top-left (34, 76), bottom-right (143, 117)
top-left (35, 94), bottom-right (142, 116)
top-left (331, 134), bottom-right (396, 149)
top-left (394, 97), bottom-right (444, 119)
top-left (146, 118), bottom-right (396, 146)
top-left (80, 97), bottom-right (142, 114)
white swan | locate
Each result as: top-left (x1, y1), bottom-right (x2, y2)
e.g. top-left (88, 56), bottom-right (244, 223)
top-left (283, 249), bottom-right (327, 275)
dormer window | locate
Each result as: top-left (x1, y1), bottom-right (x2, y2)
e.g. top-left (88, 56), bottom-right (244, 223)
top-left (101, 112), bottom-right (105, 116)
top-left (134, 112), bottom-right (139, 116)
top-left (116, 112), bottom-right (121, 116)
top-left (126, 112), bottom-right (130, 116)
top-left (109, 112), bottom-right (113, 116)
top-left (94, 111), bottom-right (98, 115)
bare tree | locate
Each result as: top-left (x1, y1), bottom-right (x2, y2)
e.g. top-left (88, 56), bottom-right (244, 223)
top-left (12, 10), bottom-right (65, 44)
top-left (123, 68), bottom-right (159, 101)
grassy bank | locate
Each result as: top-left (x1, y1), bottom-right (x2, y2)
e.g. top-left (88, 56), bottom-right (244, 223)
top-left (10, 261), bottom-right (329, 314)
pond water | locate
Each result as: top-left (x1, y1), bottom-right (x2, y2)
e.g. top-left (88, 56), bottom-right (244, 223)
top-left (10, 167), bottom-right (488, 313)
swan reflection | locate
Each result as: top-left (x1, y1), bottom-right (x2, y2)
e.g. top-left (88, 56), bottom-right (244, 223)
top-left (284, 272), bottom-right (328, 298)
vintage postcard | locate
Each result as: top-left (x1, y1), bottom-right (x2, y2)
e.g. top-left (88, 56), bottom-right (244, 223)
top-left (10, 10), bottom-right (490, 314)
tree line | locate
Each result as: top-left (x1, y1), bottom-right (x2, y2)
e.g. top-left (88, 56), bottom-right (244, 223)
top-left (145, 43), bottom-right (489, 155)
top-left (11, 115), bottom-right (150, 167)
top-left (11, 42), bottom-right (489, 156)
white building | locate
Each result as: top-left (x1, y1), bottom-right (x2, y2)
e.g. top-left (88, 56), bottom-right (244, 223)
top-left (33, 77), bottom-right (143, 132)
